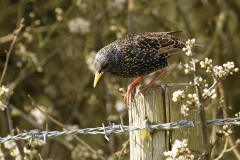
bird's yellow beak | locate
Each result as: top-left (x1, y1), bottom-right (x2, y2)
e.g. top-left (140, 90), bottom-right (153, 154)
top-left (93, 71), bottom-right (104, 88)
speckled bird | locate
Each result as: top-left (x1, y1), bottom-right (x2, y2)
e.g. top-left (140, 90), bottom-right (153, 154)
top-left (93, 31), bottom-right (192, 104)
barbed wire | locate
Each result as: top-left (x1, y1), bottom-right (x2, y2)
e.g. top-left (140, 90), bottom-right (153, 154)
top-left (1, 116), bottom-right (240, 143)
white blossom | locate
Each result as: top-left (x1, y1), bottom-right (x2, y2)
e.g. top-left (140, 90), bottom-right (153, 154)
top-left (184, 64), bottom-right (191, 74)
top-left (200, 58), bottom-right (212, 68)
top-left (217, 125), bottom-right (233, 139)
top-left (23, 31), bottom-right (33, 43)
top-left (172, 90), bottom-right (185, 102)
top-left (76, 0), bottom-right (82, 7)
top-left (190, 39), bottom-right (195, 44)
top-left (15, 43), bottom-right (40, 70)
top-left (29, 12), bottom-right (35, 18)
top-left (30, 107), bottom-right (47, 125)
top-left (181, 105), bottom-right (189, 116)
top-left (115, 100), bottom-right (125, 112)
top-left (35, 19), bottom-right (41, 26)
top-left (108, 0), bottom-right (126, 10)
top-left (30, 139), bottom-right (45, 148)
top-left (164, 139), bottom-right (194, 160)
top-left (0, 85), bottom-right (9, 96)
top-left (203, 88), bottom-right (217, 99)
top-left (0, 101), bottom-right (7, 110)
top-left (183, 38), bottom-right (196, 57)
top-left (71, 144), bottom-right (101, 159)
top-left (10, 147), bottom-right (20, 157)
top-left (201, 60), bottom-right (238, 79)
top-left (4, 136), bottom-right (17, 149)
top-left (23, 147), bottom-right (31, 155)
top-left (235, 112), bottom-right (240, 118)
top-left (55, 8), bottom-right (63, 15)
top-left (185, 50), bottom-right (193, 56)
top-left (55, 7), bottom-right (63, 21)
top-left (68, 17), bottom-right (90, 34)
top-left (186, 93), bottom-right (199, 106)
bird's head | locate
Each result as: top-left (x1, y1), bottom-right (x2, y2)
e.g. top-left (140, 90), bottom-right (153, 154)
top-left (93, 46), bottom-right (113, 87)
top-left (93, 43), bottom-right (122, 87)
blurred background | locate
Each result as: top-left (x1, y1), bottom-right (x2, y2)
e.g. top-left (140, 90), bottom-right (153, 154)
top-left (0, 0), bottom-right (240, 159)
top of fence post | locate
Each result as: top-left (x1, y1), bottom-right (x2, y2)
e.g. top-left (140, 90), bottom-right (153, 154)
top-left (128, 84), bottom-right (203, 160)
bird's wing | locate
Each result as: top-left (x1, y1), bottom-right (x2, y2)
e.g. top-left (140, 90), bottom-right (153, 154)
top-left (121, 33), bottom-right (183, 60)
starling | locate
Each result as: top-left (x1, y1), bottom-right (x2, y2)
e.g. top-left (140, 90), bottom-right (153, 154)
top-left (93, 31), bottom-right (193, 105)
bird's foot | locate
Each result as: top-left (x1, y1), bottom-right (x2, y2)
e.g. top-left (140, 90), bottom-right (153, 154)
top-left (137, 70), bottom-right (167, 95)
top-left (124, 84), bottom-right (139, 108)
top-left (137, 83), bottom-right (159, 95)
top-left (123, 77), bottom-right (143, 108)
top-left (137, 83), bottom-right (167, 95)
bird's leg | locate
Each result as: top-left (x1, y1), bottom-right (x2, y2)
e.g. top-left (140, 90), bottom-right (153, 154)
top-left (124, 76), bottom-right (143, 107)
top-left (137, 70), bottom-right (167, 95)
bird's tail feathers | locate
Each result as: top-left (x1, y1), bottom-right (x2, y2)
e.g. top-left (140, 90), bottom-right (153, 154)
top-left (165, 31), bottom-right (204, 48)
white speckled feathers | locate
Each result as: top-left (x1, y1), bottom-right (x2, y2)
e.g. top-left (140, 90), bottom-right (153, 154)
top-left (94, 31), bottom-right (186, 78)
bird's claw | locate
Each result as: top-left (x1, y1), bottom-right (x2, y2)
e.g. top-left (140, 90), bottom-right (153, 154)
top-left (123, 83), bottom-right (140, 108)
top-left (123, 94), bottom-right (131, 109)
top-left (137, 83), bottom-right (166, 96)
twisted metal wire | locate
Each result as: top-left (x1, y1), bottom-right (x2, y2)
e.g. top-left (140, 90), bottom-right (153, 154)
top-left (1, 116), bottom-right (239, 143)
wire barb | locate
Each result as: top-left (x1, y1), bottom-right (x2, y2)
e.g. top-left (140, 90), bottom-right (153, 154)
top-left (102, 123), bottom-right (109, 141)
top-left (43, 124), bottom-right (48, 142)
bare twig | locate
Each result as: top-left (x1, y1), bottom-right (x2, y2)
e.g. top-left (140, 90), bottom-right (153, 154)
top-left (214, 138), bottom-right (228, 160)
top-left (6, 98), bottom-right (13, 133)
top-left (217, 82), bottom-right (228, 117)
top-left (225, 143), bottom-right (240, 152)
top-left (115, 139), bottom-right (130, 159)
top-left (191, 57), bottom-right (211, 160)
top-left (211, 137), bottom-right (220, 148)
top-left (40, 36), bottom-right (72, 66)
top-left (0, 23), bottom-right (67, 44)
top-left (15, 127), bottom-right (24, 158)
top-left (38, 153), bottom-right (43, 160)
top-left (228, 138), bottom-right (240, 159)
top-left (0, 147), bottom-right (5, 160)
top-left (1, 18), bottom-right (25, 159)
top-left (0, 18), bottom-right (25, 86)
top-left (218, 82), bottom-right (240, 159)
top-left (9, 104), bottom-right (41, 128)
top-left (210, 98), bottom-right (217, 157)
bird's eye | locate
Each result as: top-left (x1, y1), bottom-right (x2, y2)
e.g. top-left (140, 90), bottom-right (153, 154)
top-left (102, 63), bottom-right (110, 71)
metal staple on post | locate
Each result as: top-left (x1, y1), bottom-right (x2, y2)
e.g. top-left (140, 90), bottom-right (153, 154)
top-left (143, 119), bottom-right (153, 132)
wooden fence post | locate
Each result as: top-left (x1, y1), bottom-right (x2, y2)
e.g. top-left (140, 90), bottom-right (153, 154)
top-left (128, 84), bottom-right (204, 160)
